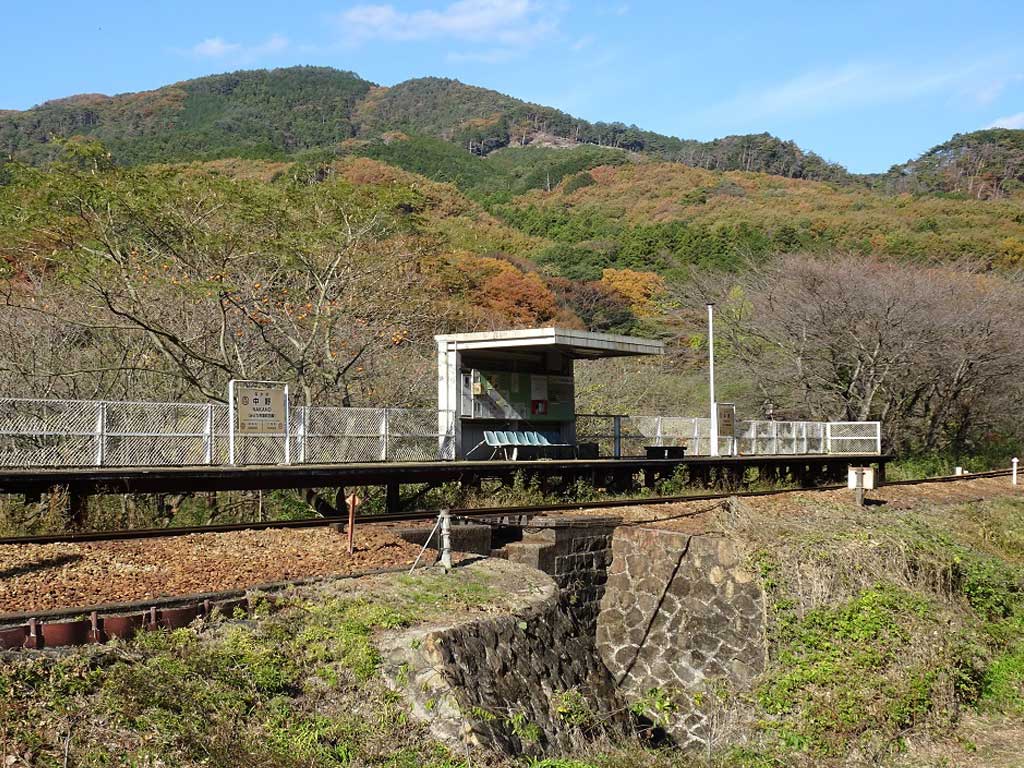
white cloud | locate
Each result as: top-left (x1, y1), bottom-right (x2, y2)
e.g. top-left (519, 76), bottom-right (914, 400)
top-left (571, 35), bottom-right (594, 52)
top-left (337, 0), bottom-right (558, 47)
top-left (447, 47), bottom-right (518, 63)
top-left (191, 37), bottom-right (242, 58)
top-left (185, 34), bottom-right (289, 62)
top-left (698, 56), bottom-right (1018, 126)
top-left (257, 34), bottom-right (290, 55)
top-left (970, 74), bottom-right (1023, 105)
top-left (988, 112), bottom-right (1024, 129)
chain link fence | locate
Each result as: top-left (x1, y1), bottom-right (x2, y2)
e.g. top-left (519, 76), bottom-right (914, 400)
top-left (0, 397), bottom-right (878, 467)
top-left (0, 398), bottom-right (454, 468)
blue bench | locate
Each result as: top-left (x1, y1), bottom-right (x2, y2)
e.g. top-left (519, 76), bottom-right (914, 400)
top-left (482, 430), bottom-right (568, 459)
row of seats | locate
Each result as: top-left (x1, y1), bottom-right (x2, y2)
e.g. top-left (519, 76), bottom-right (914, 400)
top-left (483, 430), bottom-right (562, 447)
top-left (482, 430), bottom-right (568, 459)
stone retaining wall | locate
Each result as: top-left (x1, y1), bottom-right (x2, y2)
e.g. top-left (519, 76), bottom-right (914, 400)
top-left (596, 526), bottom-right (767, 750)
top-left (379, 558), bottom-right (628, 756)
top-left (498, 515), bottom-right (620, 635)
top-left (384, 517), bottom-right (768, 757)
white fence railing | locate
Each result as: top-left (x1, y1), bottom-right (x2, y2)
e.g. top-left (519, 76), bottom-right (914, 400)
top-left (575, 415), bottom-right (881, 458)
top-left (0, 398), bottom-right (455, 468)
top-left (0, 397), bottom-right (881, 468)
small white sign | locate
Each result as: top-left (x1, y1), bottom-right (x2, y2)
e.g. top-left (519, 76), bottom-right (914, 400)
top-left (236, 385), bottom-right (286, 434)
top-left (847, 466), bottom-right (875, 490)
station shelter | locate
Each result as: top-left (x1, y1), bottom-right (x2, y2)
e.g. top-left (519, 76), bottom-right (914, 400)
top-left (435, 328), bottom-right (664, 459)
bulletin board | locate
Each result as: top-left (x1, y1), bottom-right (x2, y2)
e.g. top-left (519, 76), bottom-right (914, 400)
top-left (468, 370), bottom-right (573, 422)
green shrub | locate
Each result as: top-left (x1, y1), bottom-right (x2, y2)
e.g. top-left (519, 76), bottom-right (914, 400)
top-left (980, 638), bottom-right (1024, 714)
top-left (756, 584), bottom-right (940, 756)
top-left (562, 171), bottom-right (597, 194)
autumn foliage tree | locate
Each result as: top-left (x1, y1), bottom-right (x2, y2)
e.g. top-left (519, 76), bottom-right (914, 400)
top-left (682, 254), bottom-right (1024, 453)
top-left (0, 147), bottom-right (446, 405)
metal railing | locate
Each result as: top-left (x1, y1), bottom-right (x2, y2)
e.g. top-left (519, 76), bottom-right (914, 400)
top-left (0, 397), bottom-right (881, 468)
top-left (576, 414), bottom-right (881, 458)
top-left (0, 398), bottom-right (455, 468)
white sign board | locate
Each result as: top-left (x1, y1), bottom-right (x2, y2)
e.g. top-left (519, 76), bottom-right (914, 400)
top-left (236, 385), bottom-right (286, 434)
top-left (847, 466), bottom-right (876, 490)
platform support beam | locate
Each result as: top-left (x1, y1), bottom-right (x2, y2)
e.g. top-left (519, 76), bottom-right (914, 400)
top-left (386, 481), bottom-right (401, 515)
top-left (68, 485), bottom-right (87, 529)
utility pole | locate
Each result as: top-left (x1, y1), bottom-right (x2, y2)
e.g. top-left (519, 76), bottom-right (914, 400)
top-left (707, 303), bottom-right (719, 457)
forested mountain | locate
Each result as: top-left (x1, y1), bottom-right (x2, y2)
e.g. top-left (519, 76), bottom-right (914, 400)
top-left (499, 161), bottom-right (1024, 278)
top-left (883, 128), bottom-right (1024, 199)
top-left (0, 67), bottom-right (373, 165)
top-left (0, 66), bottom-right (849, 181)
top-left (3, 66), bottom-right (1024, 456)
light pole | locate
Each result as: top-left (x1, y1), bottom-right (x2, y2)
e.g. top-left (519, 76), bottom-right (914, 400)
top-left (707, 303), bottom-right (718, 457)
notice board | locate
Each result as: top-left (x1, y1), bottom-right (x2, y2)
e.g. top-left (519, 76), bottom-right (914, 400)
top-left (468, 370), bottom-right (573, 422)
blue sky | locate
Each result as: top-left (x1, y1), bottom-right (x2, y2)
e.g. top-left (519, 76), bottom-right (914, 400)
top-left (2, 0), bottom-right (1023, 172)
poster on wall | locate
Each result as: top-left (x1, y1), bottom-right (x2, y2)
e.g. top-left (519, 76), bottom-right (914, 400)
top-left (530, 375), bottom-right (548, 401)
top-left (467, 370), bottom-right (574, 422)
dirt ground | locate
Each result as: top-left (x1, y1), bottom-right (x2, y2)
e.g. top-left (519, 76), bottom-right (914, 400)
top-left (2, 474), bottom-right (1020, 618)
top-left (567, 474), bottom-right (1024, 534)
top-left (895, 712), bottom-right (1024, 768)
top-left (0, 524), bottom-right (435, 616)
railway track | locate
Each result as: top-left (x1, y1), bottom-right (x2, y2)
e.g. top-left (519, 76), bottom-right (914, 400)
top-left (1, 466), bottom-right (1018, 649)
top-left (1, 466), bottom-right (1015, 547)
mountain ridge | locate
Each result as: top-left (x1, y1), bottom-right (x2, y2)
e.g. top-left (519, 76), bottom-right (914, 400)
top-left (0, 66), bottom-right (847, 182)
top-left (2, 65), bottom-right (1022, 197)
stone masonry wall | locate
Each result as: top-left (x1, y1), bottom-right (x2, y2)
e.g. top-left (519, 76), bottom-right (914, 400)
top-left (596, 526), bottom-right (767, 751)
top-left (379, 558), bottom-right (628, 757)
top-left (499, 515), bottom-right (620, 635)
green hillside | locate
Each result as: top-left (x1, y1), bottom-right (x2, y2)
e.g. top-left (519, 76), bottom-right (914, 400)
top-left (0, 67), bottom-right (372, 165)
top-left (6, 66), bottom-right (1023, 195)
top-left (884, 128), bottom-right (1024, 198)
top-left (2, 67), bottom-right (1024, 459)
top-left (0, 66), bottom-right (849, 181)
top-left (497, 160), bottom-right (1024, 278)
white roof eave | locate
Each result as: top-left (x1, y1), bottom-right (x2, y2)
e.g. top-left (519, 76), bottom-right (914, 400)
top-left (435, 327), bottom-right (664, 358)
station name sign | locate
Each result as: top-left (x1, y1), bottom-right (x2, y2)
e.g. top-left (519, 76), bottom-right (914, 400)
top-left (717, 402), bottom-right (736, 437)
top-left (235, 385), bottom-right (286, 434)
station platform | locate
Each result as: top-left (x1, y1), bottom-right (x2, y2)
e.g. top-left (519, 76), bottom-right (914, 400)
top-left (0, 454), bottom-right (890, 519)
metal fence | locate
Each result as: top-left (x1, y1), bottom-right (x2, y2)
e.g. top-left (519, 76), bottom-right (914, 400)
top-left (0, 398), bottom-right (455, 468)
top-left (0, 397), bottom-right (880, 468)
top-left (576, 414), bottom-right (881, 458)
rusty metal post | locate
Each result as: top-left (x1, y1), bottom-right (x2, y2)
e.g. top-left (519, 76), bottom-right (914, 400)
top-left (346, 491), bottom-right (357, 555)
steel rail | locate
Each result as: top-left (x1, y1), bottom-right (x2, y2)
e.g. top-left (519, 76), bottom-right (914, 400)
top-left (0, 467), bottom-right (1015, 547)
